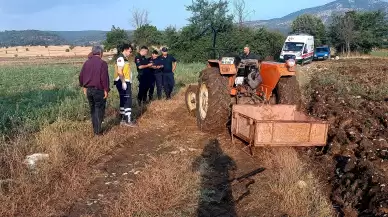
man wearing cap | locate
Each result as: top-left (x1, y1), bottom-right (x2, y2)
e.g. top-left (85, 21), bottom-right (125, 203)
top-left (148, 50), bottom-right (164, 100)
top-left (79, 45), bottom-right (110, 135)
top-left (114, 43), bottom-right (137, 127)
top-left (135, 46), bottom-right (153, 105)
top-left (160, 47), bottom-right (177, 100)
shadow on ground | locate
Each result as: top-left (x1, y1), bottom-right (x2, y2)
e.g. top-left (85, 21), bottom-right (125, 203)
top-left (192, 139), bottom-right (238, 217)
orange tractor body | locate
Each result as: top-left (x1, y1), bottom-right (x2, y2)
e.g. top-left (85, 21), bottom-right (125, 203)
top-left (185, 57), bottom-right (328, 155)
top-left (207, 58), bottom-right (297, 101)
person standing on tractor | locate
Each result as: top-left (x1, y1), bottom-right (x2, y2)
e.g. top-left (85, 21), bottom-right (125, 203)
top-left (148, 50), bottom-right (164, 100)
top-left (114, 43), bottom-right (137, 127)
top-left (135, 46), bottom-right (153, 105)
top-left (160, 47), bottom-right (177, 100)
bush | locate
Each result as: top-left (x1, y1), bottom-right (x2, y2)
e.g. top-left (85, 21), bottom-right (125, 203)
top-left (14, 54), bottom-right (18, 57)
top-left (65, 49), bottom-right (70, 52)
top-left (69, 45), bottom-right (75, 50)
top-left (165, 25), bottom-right (286, 63)
top-left (26, 48), bottom-right (29, 51)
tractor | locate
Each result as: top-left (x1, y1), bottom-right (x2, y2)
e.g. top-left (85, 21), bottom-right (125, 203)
top-left (185, 55), bottom-right (329, 155)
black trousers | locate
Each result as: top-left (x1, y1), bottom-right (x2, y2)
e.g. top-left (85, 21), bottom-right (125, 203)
top-left (86, 88), bottom-right (106, 135)
top-left (138, 73), bottom-right (155, 102)
top-left (154, 73), bottom-right (163, 99)
top-left (148, 74), bottom-right (155, 100)
top-left (163, 72), bottom-right (175, 98)
top-left (115, 81), bottom-right (132, 121)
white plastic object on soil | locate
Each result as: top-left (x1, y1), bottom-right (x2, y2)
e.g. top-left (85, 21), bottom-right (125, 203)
top-left (23, 153), bottom-right (49, 170)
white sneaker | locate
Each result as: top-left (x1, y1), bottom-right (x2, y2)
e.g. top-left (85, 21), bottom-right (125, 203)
top-left (121, 121), bottom-right (137, 127)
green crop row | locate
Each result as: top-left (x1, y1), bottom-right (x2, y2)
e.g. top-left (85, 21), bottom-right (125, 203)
top-left (0, 62), bottom-right (204, 137)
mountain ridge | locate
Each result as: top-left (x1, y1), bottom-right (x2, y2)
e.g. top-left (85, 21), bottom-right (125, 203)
top-left (1, 0), bottom-right (388, 46)
top-left (0, 30), bottom-right (133, 47)
top-left (244, 0), bottom-right (388, 33)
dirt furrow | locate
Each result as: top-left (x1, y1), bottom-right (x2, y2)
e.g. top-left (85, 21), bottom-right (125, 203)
top-left (66, 89), bottom-right (334, 217)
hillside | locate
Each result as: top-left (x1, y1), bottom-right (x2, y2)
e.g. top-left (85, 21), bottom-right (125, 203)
top-left (53, 31), bottom-right (109, 46)
top-left (0, 30), bottom-right (67, 47)
top-left (0, 30), bottom-right (133, 47)
top-left (245, 0), bottom-right (388, 33)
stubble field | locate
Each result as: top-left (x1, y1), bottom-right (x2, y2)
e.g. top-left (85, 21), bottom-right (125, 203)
top-left (0, 55), bottom-right (387, 217)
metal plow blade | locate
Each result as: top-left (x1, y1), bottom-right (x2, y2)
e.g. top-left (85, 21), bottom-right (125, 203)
top-left (231, 104), bottom-right (329, 155)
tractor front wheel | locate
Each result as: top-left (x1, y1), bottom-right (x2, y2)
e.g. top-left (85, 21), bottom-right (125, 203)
top-left (185, 84), bottom-right (198, 117)
top-left (196, 67), bottom-right (231, 133)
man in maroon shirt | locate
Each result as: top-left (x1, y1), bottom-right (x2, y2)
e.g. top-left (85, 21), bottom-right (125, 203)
top-left (79, 45), bottom-right (110, 136)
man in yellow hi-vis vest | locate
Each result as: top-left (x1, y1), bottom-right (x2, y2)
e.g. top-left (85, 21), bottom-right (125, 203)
top-left (114, 43), bottom-right (137, 127)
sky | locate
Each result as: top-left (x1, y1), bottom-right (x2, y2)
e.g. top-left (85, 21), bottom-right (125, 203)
top-left (0, 0), bottom-right (336, 31)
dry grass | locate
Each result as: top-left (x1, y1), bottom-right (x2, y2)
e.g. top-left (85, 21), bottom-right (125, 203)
top-left (267, 148), bottom-right (334, 217)
top-left (0, 120), bottom-right (119, 216)
top-left (237, 147), bottom-right (334, 217)
top-left (106, 155), bottom-right (200, 217)
top-left (0, 45), bottom-right (115, 58)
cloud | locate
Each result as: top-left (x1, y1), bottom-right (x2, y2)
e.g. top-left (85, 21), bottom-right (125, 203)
top-left (0, 0), bottom-right (106, 14)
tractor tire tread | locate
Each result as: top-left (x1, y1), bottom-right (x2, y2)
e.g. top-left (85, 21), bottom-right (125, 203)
top-left (196, 67), bottom-right (231, 133)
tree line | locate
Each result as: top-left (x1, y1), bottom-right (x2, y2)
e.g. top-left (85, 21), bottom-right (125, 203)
top-left (104, 0), bottom-right (388, 62)
top-left (291, 11), bottom-right (388, 56)
top-left (103, 0), bottom-right (285, 63)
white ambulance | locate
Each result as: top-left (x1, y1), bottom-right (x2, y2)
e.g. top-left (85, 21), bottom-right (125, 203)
top-left (279, 34), bottom-right (314, 65)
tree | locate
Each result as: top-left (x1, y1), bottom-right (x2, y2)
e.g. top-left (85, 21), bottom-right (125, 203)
top-left (329, 11), bottom-right (356, 56)
top-left (130, 8), bottom-right (150, 29)
top-left (103, 25), bottom-right (131, 52)
top-left (162, 26), bottom-right (179, 46)
top-left (184, 0), bottom-right (234, 59)
top-left (159, 0), bottom-right (285, 63)
top-left (340, 12), bottom-right (355, 56)
top-left (291, 14), bottom-right (326, 45)
top-left (133, 24), bottom-right (162, 47)
top-left (232, 0), bottom-right (255, 27)
top-left (329, 11), bottom-right (388, 55)
top-left (353, 10), bottom-right (388, 53)
top-left (186, 0), bottom-right (234, 33)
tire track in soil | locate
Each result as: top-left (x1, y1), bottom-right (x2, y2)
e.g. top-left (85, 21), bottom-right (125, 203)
top-left (66, 92), bottom-right (260, 217)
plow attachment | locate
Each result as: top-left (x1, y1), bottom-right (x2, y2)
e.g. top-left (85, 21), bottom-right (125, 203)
top-left (231, 104), bottom-right (329, 155)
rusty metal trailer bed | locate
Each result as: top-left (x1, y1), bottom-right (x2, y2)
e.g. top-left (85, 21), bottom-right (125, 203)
top-left (231, 104), bottom-right (329, 155)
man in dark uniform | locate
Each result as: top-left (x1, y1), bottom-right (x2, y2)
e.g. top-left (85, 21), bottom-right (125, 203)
top-left (159, 47), bottom-right (177, 100)
top-left (148, 50), bottom-right (164, 100)
top-left (135, 46), bottom-right (153, 105)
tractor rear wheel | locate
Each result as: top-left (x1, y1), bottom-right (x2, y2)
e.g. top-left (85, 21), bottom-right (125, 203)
top-left (196, 67), bottom-right (231, 133)
top-left (275, 76), bottom-right (302, 109)
top-left (185, 84), bottom-right (198, 117)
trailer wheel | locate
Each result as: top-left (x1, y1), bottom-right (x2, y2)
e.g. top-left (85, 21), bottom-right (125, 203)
top-left (276, 76), bottom-right (302, 109)
top-left (196, 67), bottom-right (231, 133)
top-left (185, 84), bottom-right (198, 117)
